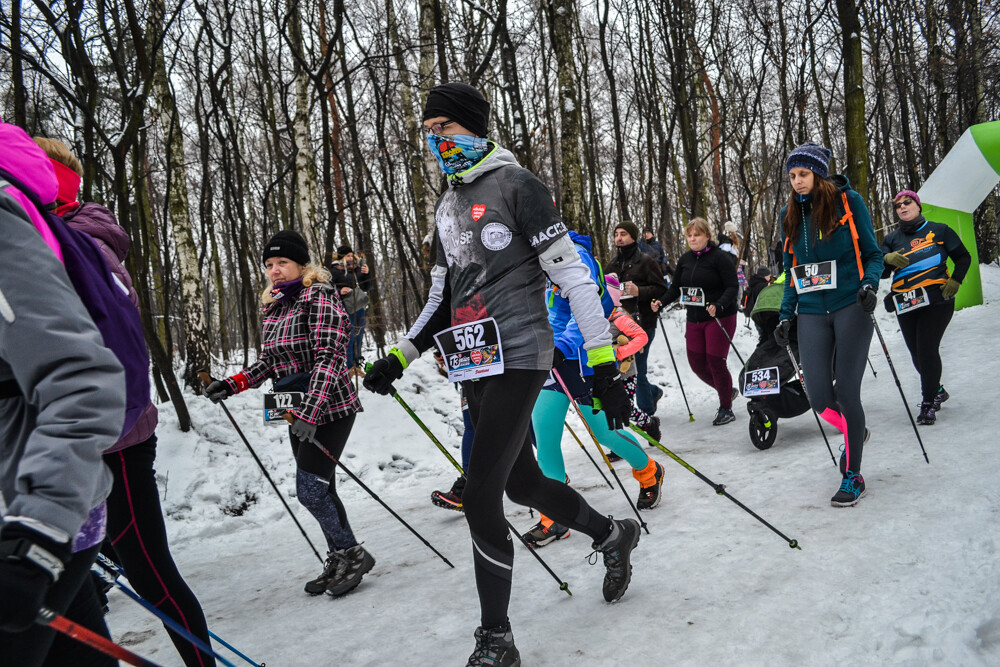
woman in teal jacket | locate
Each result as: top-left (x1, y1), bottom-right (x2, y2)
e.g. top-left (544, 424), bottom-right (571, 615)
top-left (773, 142), bottom-right (883, 507)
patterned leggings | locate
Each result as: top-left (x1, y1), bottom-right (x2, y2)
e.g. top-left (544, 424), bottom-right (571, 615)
top-left (625, 375), bottom-right (653, 428)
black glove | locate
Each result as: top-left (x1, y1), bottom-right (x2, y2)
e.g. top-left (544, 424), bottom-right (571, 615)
top-left (205, 380), bottom-right (233, 404)
top-left (363, 355), bottom-right (404, 395)
top-left (773, 319), bottom-right (792, 347)
top-left (590, 362), bottom-right (631, 431)
top-left (857, 284), bottom-right (877, 314)
top-left (289, 416), bottom-right (318, 443)
top-left (551, 347), bottom-right (566, 370)
top-left (0, 524), bottom-right (71, 632)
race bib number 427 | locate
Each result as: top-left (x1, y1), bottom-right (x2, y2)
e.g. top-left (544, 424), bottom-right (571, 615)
top-left (433, 317), bottom-right (504, 382)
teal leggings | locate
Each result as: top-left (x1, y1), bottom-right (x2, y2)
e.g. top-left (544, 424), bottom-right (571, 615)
top-left (532, 388), bottom-right (649, 481)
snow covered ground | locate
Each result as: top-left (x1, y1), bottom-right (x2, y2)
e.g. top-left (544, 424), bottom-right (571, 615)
top-left (107, 266), bottom-right (1000, 666)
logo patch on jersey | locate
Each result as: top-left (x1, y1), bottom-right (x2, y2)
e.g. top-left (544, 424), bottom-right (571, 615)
top-left (481, 222), bottom-right (512, 251)
top-left (909, 231), bottom-right (936, 251)
top-left (471, 204), bottom-right (486, 221)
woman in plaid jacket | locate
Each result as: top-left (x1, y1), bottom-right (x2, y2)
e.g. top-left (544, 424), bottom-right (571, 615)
top-left (205, 230), bottom-right (374, 598)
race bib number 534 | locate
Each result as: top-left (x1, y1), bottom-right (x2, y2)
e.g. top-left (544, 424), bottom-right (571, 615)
top-left (434, 317), bottom-right (504, 382)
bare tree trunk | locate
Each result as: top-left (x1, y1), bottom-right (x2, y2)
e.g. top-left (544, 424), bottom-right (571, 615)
top-left (287, 1), bottom-right (320, 249)
top-left (835, 0), bottom-right (870, 200)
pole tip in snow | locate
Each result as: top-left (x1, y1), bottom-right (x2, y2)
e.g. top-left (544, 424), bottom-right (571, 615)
top-left (688, 414), bottom-right (696, 422)
top-left (560, 582), bottom-right (572, 596)
top-left (788, 539), bottom-right (801, 550)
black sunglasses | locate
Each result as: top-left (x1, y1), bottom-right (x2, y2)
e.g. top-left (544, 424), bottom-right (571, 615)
top-left (893, 199), bottom-right (914, 209)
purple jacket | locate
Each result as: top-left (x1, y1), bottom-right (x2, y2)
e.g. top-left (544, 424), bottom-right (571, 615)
top-left (64, 203), bottom-right (158, 452)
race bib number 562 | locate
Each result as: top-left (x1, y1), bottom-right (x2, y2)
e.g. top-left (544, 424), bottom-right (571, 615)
top-left (434, 317), bottom-right (504, 382)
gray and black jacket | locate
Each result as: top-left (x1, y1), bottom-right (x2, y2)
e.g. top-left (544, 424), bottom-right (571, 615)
top-left (0, 185), bottom-right (124, 544)
top-left (394, 145), bottom-right (612, 370)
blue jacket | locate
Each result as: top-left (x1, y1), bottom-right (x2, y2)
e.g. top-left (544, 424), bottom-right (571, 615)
top-left (778, 175), bottom-right (883, 320)
top-left (547, 231), bottom-right (614, 375)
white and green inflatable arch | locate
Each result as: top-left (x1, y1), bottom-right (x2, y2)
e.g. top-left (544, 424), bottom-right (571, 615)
top-left (918, 120), bottom-right (1000, 310)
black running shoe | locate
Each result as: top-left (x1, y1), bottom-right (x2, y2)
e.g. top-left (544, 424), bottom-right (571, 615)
top-left (652, 386), bottom-right (664, 413)
top-left (467, 624), bottom-right (520, 667)
top-left (917, 401), bottom-right (937, 425)
top-left (831, 472), bottom-right (866, 507)
top-left (636, 461), bottom-right (665, 510)
top-left (431, 475), bottom-right (466, 512)
top-left (522, 520), bottom-right (570, 547)
top-left (639, 416), bottom-right (661, 444)
top-left (593, 518), bottom-right (641, 602)
top-left (325, 545), bottom-right (376, 597)
top-left (932, 386), bottom-right (950, 411)
top-left (712, 407), bottom-right (736, 425)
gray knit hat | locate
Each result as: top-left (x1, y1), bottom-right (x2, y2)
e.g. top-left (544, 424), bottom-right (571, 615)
top-left (785, 142), bottom-right (832, 179)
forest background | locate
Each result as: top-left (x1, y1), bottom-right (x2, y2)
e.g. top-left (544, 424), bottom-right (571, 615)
top-left (1, 0), bottom-right (997, 428)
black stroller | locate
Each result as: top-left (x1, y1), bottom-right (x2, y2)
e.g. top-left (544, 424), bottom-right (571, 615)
top-left (740, 283), bottom-right (811, 449)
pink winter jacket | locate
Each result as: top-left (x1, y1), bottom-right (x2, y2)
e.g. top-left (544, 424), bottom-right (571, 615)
top-left (609, 308), bottom-right (647, 377)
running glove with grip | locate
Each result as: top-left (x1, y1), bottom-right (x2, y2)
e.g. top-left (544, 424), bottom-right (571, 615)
top-left (941, 279), bottom-right (961, 299)
top-left (884, 252), bottom-right (910, 268)
top-left (0, 524), bottom-right (70, 632)
top-left (857, 284), bottom-right (878, 314)
top-left (289, 416), bottom-right (318, 443)
top-left (204, 380), bottom-right (233, 404)
top-left (591, 362), bottom-right (631, 430)
top-left (363, 355), bottom-right (404, 395)
top-left (773, 319), bottom-right (792, 346)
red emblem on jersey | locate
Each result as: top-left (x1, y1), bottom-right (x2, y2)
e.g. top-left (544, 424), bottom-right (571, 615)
top-left (472, 204), bottom-right (486, 221)
top-left (471, 349), bottom-right (482, 365)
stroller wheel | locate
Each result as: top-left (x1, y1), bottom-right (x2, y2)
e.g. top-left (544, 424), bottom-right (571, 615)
top-left (749, 407), bottom-right (777, 450)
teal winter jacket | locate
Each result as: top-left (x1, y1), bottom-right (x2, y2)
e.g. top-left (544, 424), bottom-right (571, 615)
top-left (778, 175), bottom-right (883, 320)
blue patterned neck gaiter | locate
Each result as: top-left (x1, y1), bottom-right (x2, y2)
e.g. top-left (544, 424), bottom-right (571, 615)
top-left (426, 133), bottom-right (490, 175)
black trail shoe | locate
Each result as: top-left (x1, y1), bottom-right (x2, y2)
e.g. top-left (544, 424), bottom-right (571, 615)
top-left (712, 407), bottom-right (736, 425)
top-left (467, 624), bottom-right (520, 667)
top-left (304, 551), bottom-right (341, 595)
top-left (431, 475), bottom-right (466, 512)
top-left (917, 401), bottom-right (937, 425)
top-left (932, 385), bottom-right (950, 411)
top-left (593, 518), bottom-right (641, 602)
top-left (325, 544), bottom-right (376, 596)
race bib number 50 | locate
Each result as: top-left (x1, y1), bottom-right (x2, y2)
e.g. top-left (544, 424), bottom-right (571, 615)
top-left (433, 317), bottom-right (504, 382)
top-left (792, 261), bottom-right (837, 294)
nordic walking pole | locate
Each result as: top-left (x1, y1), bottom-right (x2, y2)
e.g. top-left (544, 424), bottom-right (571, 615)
top-left (629, 425), bottom-right (802, 550)
top-left (91, 559), bottom-right (240, 667)
top-left (372, 371), bottom-right (572, 596)
top-left (867, 357), bottom-right (878, 377)
top-left (97, 556), bottom-right (264, 667)
top-left (870, 315), bottom-right (929, 463)
top-left (713, 315), bottom-right (746, 367)
top-left (657, 313), bottom-right (695, 421)
top-left (280, 414), bottom-right (454, 568)
top-left (36, 607), bottom-right (163, 666)
top-left (552, 369), bottom-right (649, 535)
top-left (197, 371), bottom-right (324, 564)
top-left (565, 421), bottom-right (614, 489)
top-left (783, 346), bottom-right (838, 467)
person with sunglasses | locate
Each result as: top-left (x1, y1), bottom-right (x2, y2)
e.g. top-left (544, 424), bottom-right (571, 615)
top-left (363, 82), bottom-right (639, 667)
top-left (880, 190), bottom-right (971, 425)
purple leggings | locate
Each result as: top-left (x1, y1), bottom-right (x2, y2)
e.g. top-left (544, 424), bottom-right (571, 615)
top-left (685, 314), bottom-right (737, 409)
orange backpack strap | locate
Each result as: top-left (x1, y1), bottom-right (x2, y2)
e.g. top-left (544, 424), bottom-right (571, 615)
top-left (839, 192), bottom-right (864, 279)
top-left (783, 236), bottom-right (797, 267)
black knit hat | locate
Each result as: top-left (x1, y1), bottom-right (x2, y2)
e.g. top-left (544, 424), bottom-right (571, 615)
top-left (262, 229), bottom-right (310, 266)
top-left (336, 244), bottom-right (353, 256)
top-left (422, 82), bottom-right (490, 138)
top-left (615, 220), bottom-right (640, 243)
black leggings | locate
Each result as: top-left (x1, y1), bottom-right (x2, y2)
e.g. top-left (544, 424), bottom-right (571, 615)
top-left (290, 415), bottom-right (359, 552)
top-left (0, 543), bottom-right (116, 667)
top-left (463, 369), bottom-right (614, 628)
top-left (105, 436), bottom-right (216, 667)
top-left (897, 300), bottom-right (954, 403)
top-left (798, 304), bottom-right (873, 475)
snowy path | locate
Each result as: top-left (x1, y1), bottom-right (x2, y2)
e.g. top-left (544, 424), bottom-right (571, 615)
top-left (107, 267), bottom-right (1000, 666)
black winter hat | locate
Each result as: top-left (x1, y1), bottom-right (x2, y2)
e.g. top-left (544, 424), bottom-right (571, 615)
top-left (262, 229), bottom-right (310, 266)
top-left (615, 220), bottom-right (640, 243)
top-left (336, 244), bottom-right (353, 256)
top-left (422, 82), bottom-right (490, 138)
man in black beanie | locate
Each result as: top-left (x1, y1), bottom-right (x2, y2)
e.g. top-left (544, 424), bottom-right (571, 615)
top-left (365, 83), bottom-right (640, 666)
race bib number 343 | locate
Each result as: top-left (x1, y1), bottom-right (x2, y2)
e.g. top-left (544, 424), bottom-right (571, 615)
top-left (434, 317), bottom-right (504, 382)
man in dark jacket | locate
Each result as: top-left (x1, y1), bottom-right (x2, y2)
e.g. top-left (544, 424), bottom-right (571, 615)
top-left (327, 245), bottom-right (372, 376)
top-left (605, 220), bottom-right (668, 415)
top-left (639, 228), bottom-right (673, 278)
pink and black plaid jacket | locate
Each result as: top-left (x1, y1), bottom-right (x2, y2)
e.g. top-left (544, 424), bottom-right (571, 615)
top-left (226, 281), bottom-right (362, 424)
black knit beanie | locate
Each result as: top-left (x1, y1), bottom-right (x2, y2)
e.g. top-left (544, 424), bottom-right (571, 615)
top-left (262, 229), bottom-right (310, 266)
top-left (336, 244), bottom-right (353, 256)
top-left (422, 82), bottom-right (490, 138)
top-left (615, 220), bottom-right (640, 243)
